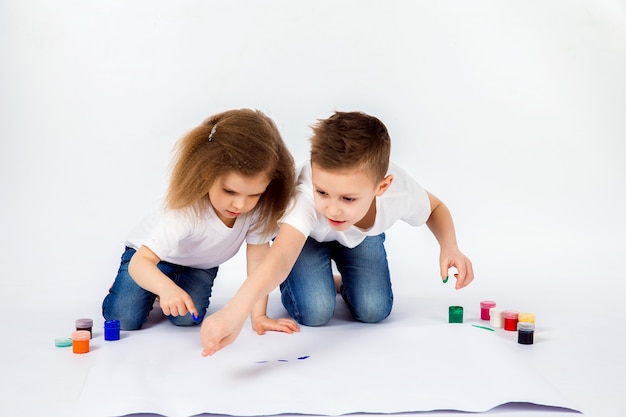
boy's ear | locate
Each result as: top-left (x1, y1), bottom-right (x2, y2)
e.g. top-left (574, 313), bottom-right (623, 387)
top-left (376, 174), bottom-right (394, 196)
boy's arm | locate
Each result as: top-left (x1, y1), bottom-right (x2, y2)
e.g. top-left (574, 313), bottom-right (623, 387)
top-left (128, 245), bottom-right (198, 317)
top-left (425, 192), bottom-right (474, 290)
top-left (247, 243), bottom-right (299, 335)
top-left (200, 224), bottom-right (307, 356)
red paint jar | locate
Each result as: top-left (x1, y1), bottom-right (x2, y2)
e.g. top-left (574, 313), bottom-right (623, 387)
top-left (480, 301), bottom-right (496, 320)
top-left (503, 310), bottom-right (519, 331)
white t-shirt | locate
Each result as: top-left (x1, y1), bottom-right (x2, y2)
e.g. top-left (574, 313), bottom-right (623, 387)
top-left (126, 203), bottom-right (270, 269)
top-left (281, 162), bottom-right (431, 249)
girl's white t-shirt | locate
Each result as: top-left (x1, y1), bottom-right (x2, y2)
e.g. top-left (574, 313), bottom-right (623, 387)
top-left (126, 203), bottom-right (270, 269)
top-left (281, 162), bottom-right (432, 249)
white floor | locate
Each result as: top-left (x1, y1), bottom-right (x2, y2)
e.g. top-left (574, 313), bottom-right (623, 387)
top-left (2, 1), bottom-right (625, 416)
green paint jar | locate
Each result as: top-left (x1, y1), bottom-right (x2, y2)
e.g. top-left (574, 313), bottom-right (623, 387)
top-left (448, 306), bottom-right (464, 323)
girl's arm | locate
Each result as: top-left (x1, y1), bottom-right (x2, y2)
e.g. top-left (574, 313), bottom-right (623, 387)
top-left (200, 224), bottom-right (307, 356)
top-left (425, 192), bottom-right (474, 290)
top-left (247, 243), bottom-right (300, 335)
top-left (128, 245), bottom-right (198, 317)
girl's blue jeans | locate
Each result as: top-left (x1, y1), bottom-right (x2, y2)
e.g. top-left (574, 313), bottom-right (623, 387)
top-left (102, 247), bottom-right (218, 330)
top-left (280, 233), bottom-right (393, 326)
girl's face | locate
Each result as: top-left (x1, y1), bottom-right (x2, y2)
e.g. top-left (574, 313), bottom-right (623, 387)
top-left (311, 163), bottom-right (392, 231)
top-left (208, 171), bottom-right (270, 227)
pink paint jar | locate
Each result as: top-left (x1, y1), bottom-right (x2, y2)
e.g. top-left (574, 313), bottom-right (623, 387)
top-left (503, 310), bottom-right (519, 331)
top-left (480, 300), bottom-right (496, 320)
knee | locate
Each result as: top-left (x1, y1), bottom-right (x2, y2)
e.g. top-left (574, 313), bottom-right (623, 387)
top-left (351, 297), bottom-right (393, 324)
top-left (102, 295), bottom-right (147, 330)
top-left (295, 299), bottom-right (335, 327)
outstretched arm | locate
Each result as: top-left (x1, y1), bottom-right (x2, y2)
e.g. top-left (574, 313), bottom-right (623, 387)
top-left (200, 224), bottom-right (307, 356)
top-left (425, 192), bottom-right (474, 290)
top-left (247, 243), bottom-right (299, 335)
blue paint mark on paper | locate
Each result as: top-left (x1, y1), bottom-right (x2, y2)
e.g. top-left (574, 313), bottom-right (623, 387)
top-left (255, 356), bottom-right (310, 364)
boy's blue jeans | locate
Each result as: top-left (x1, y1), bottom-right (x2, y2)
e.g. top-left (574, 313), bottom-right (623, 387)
top-left (280, 233), bottom-right (393, 326)
top-left (102, 247), bottom-right (218, 330)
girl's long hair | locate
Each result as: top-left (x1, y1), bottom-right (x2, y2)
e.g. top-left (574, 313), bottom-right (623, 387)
top-left (166, 109), bottom-right (295, 237)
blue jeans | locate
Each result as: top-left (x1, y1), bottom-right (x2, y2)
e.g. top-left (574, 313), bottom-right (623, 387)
top-left (280, 233), bottom-right (393, 326)
top-left (102, 247), bottom-right (218, 330)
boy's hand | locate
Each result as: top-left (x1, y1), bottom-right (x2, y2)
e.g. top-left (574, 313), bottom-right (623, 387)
top-left (158, 285), bottom-right (198, 318)
top-left (251, 315), bottom-right (300, 335)
top-left (440, 247), bottom-right (474, 290)
top-left (200, 306), bottom-right (248, 357)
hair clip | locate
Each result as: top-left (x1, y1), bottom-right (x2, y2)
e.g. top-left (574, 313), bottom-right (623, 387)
top-left (208, 124), bottom-right (217, 142)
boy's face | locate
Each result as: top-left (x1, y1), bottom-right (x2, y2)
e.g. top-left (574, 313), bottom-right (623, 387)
top-left (311, 163), bottom-right (392, 231)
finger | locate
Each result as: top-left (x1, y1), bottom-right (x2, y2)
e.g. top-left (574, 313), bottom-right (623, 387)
top-left (279, 319), bottom-right (300, 332)
top-left (274, 321), bottom-right (299, 334)
top-left (161, 304), bottom-right (171, 316)
top-left (450, 262), bottom-right (465, 290)
top-left (459, 261), bottom-right (474, 288)
top-left (440, 261), bottom-right (449, 282)
top-left (185, 299), bottom-right (199, 320)
top-left (202, 336), bottom-right (232, 357)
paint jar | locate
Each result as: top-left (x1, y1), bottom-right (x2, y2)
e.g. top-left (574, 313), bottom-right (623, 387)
top-left (480, 300), bottom-right (496, 320)
top-left (503, 310), bottom-right (519, 331)
top-left (518, 312), bottom-right (535, 323)
top-left (489, 308), bottom-right (503, 328)
top-left (104, 319), bottom-right (121, 341)
top-left (75, 318), bottom-right (93, 338)
top-left (55, 337), bottom-right (72, 348)
top-left (517, 322), bottom-right (535, 345)
top-left (72, 330), bottom-right (90, 354)
top-left (448, 306), bottom-right (464, 323)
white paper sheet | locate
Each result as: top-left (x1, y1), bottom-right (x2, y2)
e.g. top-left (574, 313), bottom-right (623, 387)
top-left (77, 301), bottom-right (580, 417)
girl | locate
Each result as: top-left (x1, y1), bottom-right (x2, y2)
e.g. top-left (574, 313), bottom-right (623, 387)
top-left (102, 109), bottom-right (299, 337)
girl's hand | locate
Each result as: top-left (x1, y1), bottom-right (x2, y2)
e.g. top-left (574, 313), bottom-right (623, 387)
top-left (158, 284), bottom-right (198, 318)
top-left (440, 246), bottom-right (474, 290)
top-left (251, 315), bottom-right (300, 335)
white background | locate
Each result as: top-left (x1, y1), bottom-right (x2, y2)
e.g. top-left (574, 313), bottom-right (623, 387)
top-left (1, 1), bottom-right (625, 416)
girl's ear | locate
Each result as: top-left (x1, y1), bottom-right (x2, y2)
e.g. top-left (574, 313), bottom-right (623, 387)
top-left (376, 174), bottom-right (393, 196)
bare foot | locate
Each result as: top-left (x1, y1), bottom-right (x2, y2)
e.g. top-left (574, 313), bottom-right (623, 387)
top-left (333, 274), bottom-right (342, 293)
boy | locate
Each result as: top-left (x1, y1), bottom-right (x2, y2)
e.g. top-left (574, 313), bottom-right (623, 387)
top-left (200, 111), bottom-right (474, 355)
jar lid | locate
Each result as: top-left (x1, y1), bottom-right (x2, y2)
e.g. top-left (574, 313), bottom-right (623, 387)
top-left (104, 319), bottom-right (121, 328)
top-left (72, 330), bottom-right (91, 340)
top-left (480, 300), bottom-right (496, 308)
top-left (503, 310), bottom-right (519, 318)
top-left (75, 318), bottom-right (93, 327)
top-left (518, 312), bottom-right (536, 323)
top-left (55, 337), bottom-right (73, 348)
top-left (517, 322), bottom-right (535, 331)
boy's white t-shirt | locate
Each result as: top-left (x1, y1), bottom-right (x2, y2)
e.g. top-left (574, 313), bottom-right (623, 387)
top-left (282, 162), bottom-right (432, 249)
top-left (125, 203), bottom-right (270, 269)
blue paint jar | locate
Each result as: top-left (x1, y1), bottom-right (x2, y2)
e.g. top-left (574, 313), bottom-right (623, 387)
top-left (104, 320), bottom-right (121, 341)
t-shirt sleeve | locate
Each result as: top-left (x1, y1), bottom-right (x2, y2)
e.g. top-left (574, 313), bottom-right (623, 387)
top-left (141, 210), bottom-right (194, 260)
top-left (280, 188), bottom-right (317, 238)
top-left (393, 165), bottom-right (431, 227)
top-left (244, 215), bottom-right (274, 245)
top-left (402, 181), bottom-right (431, 226)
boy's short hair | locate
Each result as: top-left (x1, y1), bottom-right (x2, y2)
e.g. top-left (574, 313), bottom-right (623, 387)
top-left (310, 111), bottom-right (391, 182)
